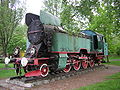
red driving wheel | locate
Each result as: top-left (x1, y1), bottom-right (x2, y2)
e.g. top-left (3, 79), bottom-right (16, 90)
top-left (63, 64), bottom-right (71, 73)
top-left (73, 60), bottom-right (81, 71)
top-left (40, 64), bottom-right (49, 77)
top-left (82, 60), bottom-right (88, 69)
top-left (89, 60), bottom-right (94, 68)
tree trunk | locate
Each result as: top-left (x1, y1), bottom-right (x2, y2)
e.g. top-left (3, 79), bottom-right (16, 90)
top-left (106, 55), bottom-right (109, 63)
top-left (2, 45), bottom-right (7, 57)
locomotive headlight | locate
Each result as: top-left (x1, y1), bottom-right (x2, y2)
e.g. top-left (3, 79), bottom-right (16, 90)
top-left (21, 57), bottom-right (28, 67)
top-left (30, 47), bottom-right (36, 55)
top-left (5, 57), bottom-right (10, 64)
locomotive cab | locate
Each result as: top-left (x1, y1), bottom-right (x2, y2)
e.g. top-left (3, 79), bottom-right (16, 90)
top-left (81, 30), bottom-right (105, 53)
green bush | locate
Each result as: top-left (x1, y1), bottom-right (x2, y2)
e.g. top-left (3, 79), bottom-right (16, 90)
top-left (116, 47), bottom-right (120, 55)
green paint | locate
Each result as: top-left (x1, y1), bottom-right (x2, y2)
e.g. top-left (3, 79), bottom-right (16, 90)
top-left (57, 54), bottom-right (67, 69)
top-left (40, 10), bottom-right (61, 26)
top-left (58, 58), bottom-right (67, 69)
top-left (52, 32), bottom-right (91, 52)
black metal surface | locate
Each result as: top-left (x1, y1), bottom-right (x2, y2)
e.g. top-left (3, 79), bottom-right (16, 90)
top-left (10, 76), bottom-right (25, 80)
top-left (27, 20), bottom-right (44, 45)
top-left (25, 13), bottom-right (40, 26)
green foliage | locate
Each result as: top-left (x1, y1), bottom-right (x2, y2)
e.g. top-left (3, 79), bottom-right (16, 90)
top-left (60, 0), bottom-right (103, 32)
top-left (43, 0), bottom-right (62, 16)
top-left (74, 0), bottom-right (100, 22)
top-left (60, 1), bottom-right (79, 33)
top-left (0, 0), bottom-right (25, 56)
top-left (116, 47), bottom-right (120, 55)
top-left (7, 24), bottom-right (27, 54)
top-left (76, 72), bottom-right (120, 90)
top-left (88, 0), bottom-right (120, 55)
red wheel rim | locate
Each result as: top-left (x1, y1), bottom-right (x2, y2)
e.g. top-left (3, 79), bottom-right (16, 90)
top-left (73, 60), bottom-right (81, 71)
top-left (89, 60), bottom-right (94, 68)
top-left (82, 60), bottom-right (88, 69)
top-left (63, 64), bottom-right (71, 73)
top-left (40, 64), bottom-right (49, 77)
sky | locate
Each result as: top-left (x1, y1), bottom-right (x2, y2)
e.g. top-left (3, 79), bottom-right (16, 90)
top-left (26, 0), bottom-right (44, 15)
top-left (21, 0), bottom-right (44, 24)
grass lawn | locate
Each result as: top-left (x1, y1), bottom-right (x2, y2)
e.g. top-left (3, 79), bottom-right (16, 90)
top-left (0, 63), bottom-right (24, 79)
top-left (0, 63), bottom-right (13, 68)
top-left (104, 61), bottom-right (120, 66)
top-left (109, 56), bottom-right (120, 60)
top-left (0, 69), bottom-right (25, 79)
top-left (0, 69), bottom-right (16, 79)
top-left (76, 72), bottom-right (120, 90)
top-left (103, 56), bottom-right (120, 66)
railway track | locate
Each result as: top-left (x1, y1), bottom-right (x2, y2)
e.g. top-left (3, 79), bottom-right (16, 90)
top-left (6, 65), bottom-right (106, 88)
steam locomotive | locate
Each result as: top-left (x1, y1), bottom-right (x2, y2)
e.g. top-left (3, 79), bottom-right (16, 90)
top-left (5, 10), bottom-right (108, 77)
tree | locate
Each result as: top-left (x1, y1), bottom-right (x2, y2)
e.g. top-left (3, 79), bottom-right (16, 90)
top-left (43, 0), bottom-right (62, 16)
top-left (7, 24), bottom-right (27, 54)
top-left (43, 0), bottom-right (101, 32)
top-left (60, 0), bottom-right (79, 33)
top-left (0, 0), bottom-right (25, 56)
top-left (88, 0), bottom-right (120, 55)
